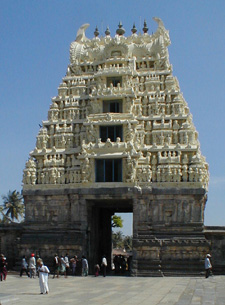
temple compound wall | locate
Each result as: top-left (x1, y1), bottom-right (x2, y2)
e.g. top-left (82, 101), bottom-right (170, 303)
top-left (204, 227), bottom-right (225, 274)
top-left (0, 224), bottom-right (22, 269)
top-left (21, 18), bottom-right (210, 275)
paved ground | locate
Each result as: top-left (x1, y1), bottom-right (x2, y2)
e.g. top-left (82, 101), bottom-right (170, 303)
top-left (0, 273), bottom-right (224, 305)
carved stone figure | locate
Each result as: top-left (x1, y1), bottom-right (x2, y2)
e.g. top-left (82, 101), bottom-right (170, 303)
top-left (81, 157), bottom-right (91, 183)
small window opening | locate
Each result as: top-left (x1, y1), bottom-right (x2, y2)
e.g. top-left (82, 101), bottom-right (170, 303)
top-left (95, 159), bottom-right (122, 182)
top-left (103, 100), bottom-right (122, 113)
top-left (100, 125), bottom-right (123, 142)
top-left (107, 77), bottom-right (122, 87)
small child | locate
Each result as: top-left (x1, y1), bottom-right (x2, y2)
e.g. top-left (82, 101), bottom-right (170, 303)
top-left (94, 264), bottom-right (100, 277)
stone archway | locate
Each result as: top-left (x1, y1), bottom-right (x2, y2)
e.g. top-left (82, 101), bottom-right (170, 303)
top-left (21, 187), bottom-right (209, 276)
top-left (86, 199), bottom-right (133, 274)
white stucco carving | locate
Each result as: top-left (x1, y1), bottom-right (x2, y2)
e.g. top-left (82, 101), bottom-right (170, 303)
top-left (23, 18), bottom-right (209, 191)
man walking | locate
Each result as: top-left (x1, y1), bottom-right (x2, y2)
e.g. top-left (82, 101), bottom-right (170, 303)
top-left (205, 254), bottom-right (212, 278)
top-left (101, 255), bottom-right (107, 277)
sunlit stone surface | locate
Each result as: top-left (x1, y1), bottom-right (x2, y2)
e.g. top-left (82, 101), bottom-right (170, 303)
top-left (22, 18), bottom-right (209, 276)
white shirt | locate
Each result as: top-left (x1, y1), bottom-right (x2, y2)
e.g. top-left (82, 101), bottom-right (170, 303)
top-left (102, 257), bottom-right (107, 266)
top-left (29, 257), bottom-right (36, 268)
top-left (64, 256), bottom-right (69, 267)
top-left (205, 257), bottom-right (212, 269)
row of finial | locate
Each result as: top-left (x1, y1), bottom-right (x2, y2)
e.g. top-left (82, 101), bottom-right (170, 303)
top-left (94, 20), bottom-right (149, 37)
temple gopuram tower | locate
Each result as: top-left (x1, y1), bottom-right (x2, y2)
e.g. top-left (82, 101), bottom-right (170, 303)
top-left (22, 18), bottom-right (209, 276)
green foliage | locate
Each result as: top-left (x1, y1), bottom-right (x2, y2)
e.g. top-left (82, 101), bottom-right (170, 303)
top-left (112, 230), bottom-right (133, 251)
top-left (111, 215), bottom-right (123, 228)
top-left (123, 235), bottom-right (132, 251)
top-left (1, 190), bottom-right (24, 223)
top-left (0, 206), bottom-right (11, 224)
top-left (112, 231), bottom-right (124, 248)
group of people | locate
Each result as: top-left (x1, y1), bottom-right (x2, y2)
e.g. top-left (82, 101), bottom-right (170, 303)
top-left (113, 255), bottom-right (131, 274)
top-left (52, 253), bottom-right (72, 278)
top-left (2, 251), bottom-right (214, 295)
top-left (52, 254), bottom-right (107, 278)
top-left (20, 253), bottom-right (36, 278)
top-left (94, 255), bottom-right (107, 277)
top-left (20, 253), bottom-right (49, 294)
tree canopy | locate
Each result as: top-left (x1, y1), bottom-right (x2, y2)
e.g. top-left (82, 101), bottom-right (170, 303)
top-left (112, 230), bottom-right (132, 251)
top-left (1, 190), bottom-right (24, 223)
top-left (111, 215), bottom-right (123, 228)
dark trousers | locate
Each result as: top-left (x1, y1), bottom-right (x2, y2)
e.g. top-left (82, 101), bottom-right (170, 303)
top-left (205, 268), bottom-right (211, 278)
top-left (0, 267), bottom-right (7, 281)
top-left (20, 268), bottom-right (29, 277)
top-left (52, 265), bottom-right (59, 278)
top-left (72, 266), bottom-right (76, 276)
top-left (66, 266), bottom-right (70, 276)
top-left (102, 265), bottom-right (106, 277)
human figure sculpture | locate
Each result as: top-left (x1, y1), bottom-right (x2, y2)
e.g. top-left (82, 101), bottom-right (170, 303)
top-left (81, 158), bottom-right (90, 183)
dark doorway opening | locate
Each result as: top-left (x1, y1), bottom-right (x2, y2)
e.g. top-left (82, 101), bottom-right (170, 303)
top-left (86, 199), bottom-right (133, 275)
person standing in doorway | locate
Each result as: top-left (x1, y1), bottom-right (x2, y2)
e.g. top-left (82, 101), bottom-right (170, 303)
top-left (205, 254), bottom-right (212, 278)
top-left (101, 255), bottom-right (107, 277)
top-left (94, 264), bottom-right (100, 277)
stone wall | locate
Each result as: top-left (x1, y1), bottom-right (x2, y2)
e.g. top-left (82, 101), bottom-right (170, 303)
top-left (0, 224), bottom-right (22, 269)
top-left (204, 226), bottom-right (225, 274)
top-left (132, 188), bottom-right (209, 276)
top-left (1, 221), bottom-right (225, 275)
top-left (20, 187), bottom-right (210, 275)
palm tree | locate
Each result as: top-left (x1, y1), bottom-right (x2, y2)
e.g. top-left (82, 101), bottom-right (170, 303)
top-left (0, 206), bottom-right (7, 223)
top-left (112, 231), bottom-right (124, 249)
top-left (1, 190), bottom-right (24, 222)
top-left (123, 235), bottom-right (133, 251)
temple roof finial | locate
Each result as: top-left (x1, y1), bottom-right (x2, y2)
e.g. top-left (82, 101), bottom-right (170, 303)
top-left (131, 23), bottom-right (137, 35)
top-left (116, 21), bottom-right (125, 36)
top-left (143, 20), bottom-right (148, 34)
top-left (94, 26), bottom-right (99, 37)
top-left (105, 26), bottom-right (110, 36)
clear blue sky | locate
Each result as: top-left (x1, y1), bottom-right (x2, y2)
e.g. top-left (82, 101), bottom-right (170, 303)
top-left (1, 0), bottom-right (225, 236)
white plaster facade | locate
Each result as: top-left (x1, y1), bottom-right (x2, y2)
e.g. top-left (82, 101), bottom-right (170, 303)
top-left (23, 18), bottom-right (209, 193)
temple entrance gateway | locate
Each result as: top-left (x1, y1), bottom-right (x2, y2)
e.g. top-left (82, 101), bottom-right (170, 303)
top-left (22, 19), bottom-right (210, 275)
top-left (87, 199), bottom-right (133, 274)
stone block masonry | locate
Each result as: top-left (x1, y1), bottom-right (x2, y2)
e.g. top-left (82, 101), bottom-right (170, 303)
top-left (21, 18), bottom-right (209, 275)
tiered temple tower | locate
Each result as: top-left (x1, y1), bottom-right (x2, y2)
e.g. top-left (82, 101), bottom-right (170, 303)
top-left (22, 18), bottom-right (209, 275)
